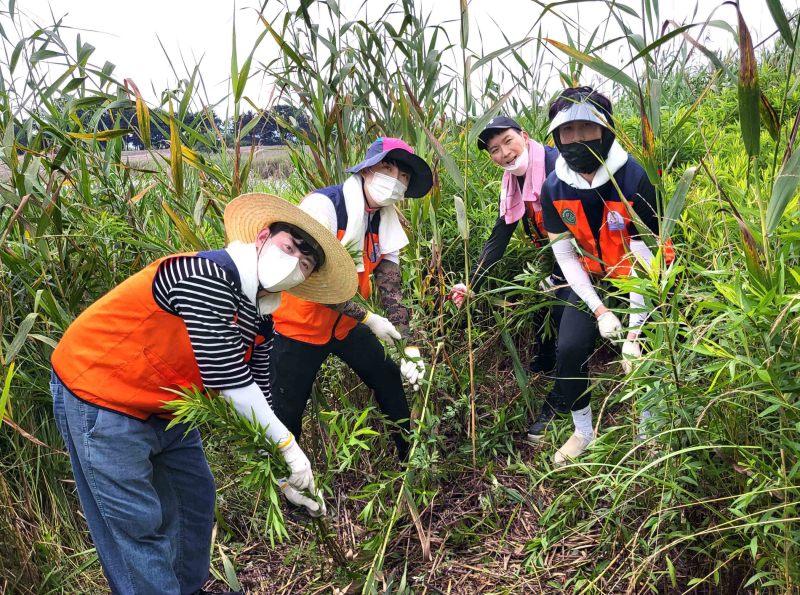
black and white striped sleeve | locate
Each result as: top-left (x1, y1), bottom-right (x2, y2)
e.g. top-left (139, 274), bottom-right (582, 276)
top-left (248, 317), bottom-right (274, 401)
top-left (153, 258), bottom-right (254, 391)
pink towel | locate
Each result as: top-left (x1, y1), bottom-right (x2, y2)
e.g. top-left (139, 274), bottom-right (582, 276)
top-left (499, 140), bottom-right (546, 224)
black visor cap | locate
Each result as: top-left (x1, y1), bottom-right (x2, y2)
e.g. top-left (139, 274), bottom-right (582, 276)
top-left (477, 116), bottom-right (522, 151)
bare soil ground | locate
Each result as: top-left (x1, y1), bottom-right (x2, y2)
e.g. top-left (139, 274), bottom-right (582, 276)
top-left (198, 345), bottom-right (631, 595)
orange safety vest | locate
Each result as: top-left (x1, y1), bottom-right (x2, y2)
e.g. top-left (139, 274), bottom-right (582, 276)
top-left (523, 203), bottom-right (548, 246)
top-left (273, 184), bottom-right (383, 344)
top-left (546, 156), bottom-right (674, 278)
top-left (51, 250), bottom-right (245, 419)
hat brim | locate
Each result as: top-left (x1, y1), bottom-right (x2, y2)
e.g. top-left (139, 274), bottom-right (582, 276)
top-left (345, 149), bottom-right (433, 198)
top-left (477, 122), bottom-right (522, 151)
top-left (547, 102), bottom-right (611, 134)
top-left (224, 193), bottom-right (358, 304)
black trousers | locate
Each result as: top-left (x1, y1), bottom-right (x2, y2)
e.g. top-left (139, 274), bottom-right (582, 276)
top-left (269, 323), bottom-right (410, 459)
top-left (547, 285), bottom-right (600, 414)
top-left (534, 313), bottom-right (558, 370)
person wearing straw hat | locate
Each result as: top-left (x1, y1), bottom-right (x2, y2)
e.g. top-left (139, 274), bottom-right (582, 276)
top-left (448, 114), bottom-right (562, 386)
top-left (536, 87), bottom-right (673, 466)
top-left (49, 193), bottom-right (357, 595)
top-left (270, 137), bottom-right (434, 463)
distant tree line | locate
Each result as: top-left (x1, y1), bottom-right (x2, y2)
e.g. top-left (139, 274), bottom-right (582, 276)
top-left (117, 104), bottom-right (310, 151)
top-left (12, 104), bottom-right (311, 153)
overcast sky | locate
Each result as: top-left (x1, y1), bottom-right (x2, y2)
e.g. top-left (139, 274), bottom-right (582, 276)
top-left (9, 0), bottom-right (800, 114)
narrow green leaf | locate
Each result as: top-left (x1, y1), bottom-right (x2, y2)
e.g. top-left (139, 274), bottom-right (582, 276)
top-left (767, 146), bottom-right (800, 233)
top-left (235, 28), bottom-right (269, 104)
top-left (460, 0), bottom-right (469, 50)
top-left (639, 93), bottom-right (657, 182)
top-left (666, 20), bottom-right (735, 85)
top-left (178, 66), bottom-right (197, 122)
top-left (162, 202), bottom-right (205, 251)
top-left (10, 39), bottom-right (24, 74)
top-left (30, 49), bottom-right (61, 64)
top-left (760, 92), bottom-right (780, 142)
top-left (728, 2), bottom-right (760, 157)
top-left (470, 38), bottom-right (532, 73)
top-left (663, 167), bottom-right (696, 240)
top-left (454, 196), bottom-right (469, 240)
top-left (497, 316), bottom-right (535, 419)
top-left (468, 86), bottom-right (516, 145)
top-left (649, 77), bottom-right (661, 137)
top-left (765, 0), bottom-right (794, 46)
top-left (259, 14), bottom-right (306, 69)
top-left (77, 41), bottom-right (95, 65)
top-left (62, 76), bottom-right (87, 94)
top-left (622, 23), bottom-right (696, 69)
top-left (545, 38), bottom-right (637, 91)
top-left (218, 546), bottom-right (241, 591)
top-left (28, 334), bottom-right (58, 349)
top-left (6, 312), bottom-right (36, 363)
top-left (41, 65), bottom-right (77, 102)
top-left (402, 81), bottom-right (464, 190)
top-left (0, 363), bottom-right (15, 422)
top-left (192, 193), bottom-right (205, 227)
top-left (68, 129), bottom-right (133, 141)
top-left (240, 112), bottom-right (264, 139)
top-left (169, 100), bottom-right (183, 199)
top-left (734, 212), bottom-right (768, 289)
top-left (666, 556), bottom-right (677, 588)
top-left (230, 19), bottom-right (238, 102)
top-left (68, 95), bottom-right (110, 113)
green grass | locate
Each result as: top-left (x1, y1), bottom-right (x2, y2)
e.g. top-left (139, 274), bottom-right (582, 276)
top-left (1, 1), bottom-right (800, 594)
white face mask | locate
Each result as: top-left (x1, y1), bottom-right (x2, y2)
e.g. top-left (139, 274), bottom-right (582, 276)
top-left (502, 146), bottom-right (529, 176)
top-left (257, 243), bottom-right (307, 293)
top-left (366, 171), bottom-right (408, 207)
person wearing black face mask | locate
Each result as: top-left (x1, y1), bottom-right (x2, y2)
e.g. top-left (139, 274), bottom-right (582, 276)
top-left (532, 87), bottom-right (674, 466)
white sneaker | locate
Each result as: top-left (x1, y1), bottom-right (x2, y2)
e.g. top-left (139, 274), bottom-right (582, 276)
top-left (554, 433), bottom-right (593, 467)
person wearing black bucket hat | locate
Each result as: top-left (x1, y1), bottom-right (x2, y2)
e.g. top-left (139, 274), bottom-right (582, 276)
top-left (449, 115), bottom-right (562, 378)
top-left (536, 87), bottom-right (674, 467)
top-left (270, 138), bottom-right (434, 476)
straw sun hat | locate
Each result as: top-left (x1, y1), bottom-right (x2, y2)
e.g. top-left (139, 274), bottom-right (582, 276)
top-left (224, 193), bottom-right (358, 304)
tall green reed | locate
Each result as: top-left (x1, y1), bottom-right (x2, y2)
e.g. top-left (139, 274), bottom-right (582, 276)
top-left (2, 0), bottom-right (800, 592)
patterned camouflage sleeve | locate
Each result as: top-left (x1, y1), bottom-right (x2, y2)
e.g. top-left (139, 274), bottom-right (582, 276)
top-left (373, 259), bottom-right (411, 339)
top-left (322, 300), bottom-right (368, 321)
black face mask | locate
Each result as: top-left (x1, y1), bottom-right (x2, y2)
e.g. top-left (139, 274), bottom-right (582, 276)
top-left (559, 139), bottom-right (606, 173)
top-left (555, 127), bottom-right (615, 174)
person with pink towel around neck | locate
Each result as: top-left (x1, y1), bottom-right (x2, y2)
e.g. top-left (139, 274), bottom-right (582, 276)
top-left (448, 115), bottom-right (562, 414)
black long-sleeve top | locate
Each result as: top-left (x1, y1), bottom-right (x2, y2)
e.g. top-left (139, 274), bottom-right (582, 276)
top-left (470, 147), bottom-right (561, 292)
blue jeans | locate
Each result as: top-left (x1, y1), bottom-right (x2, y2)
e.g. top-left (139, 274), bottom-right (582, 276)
top-left (50, 370), bottom-right (216, 595)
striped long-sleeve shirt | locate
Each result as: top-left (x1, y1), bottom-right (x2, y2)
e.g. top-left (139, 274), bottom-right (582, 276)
top-left (152, 254), bottom-right (273, 401)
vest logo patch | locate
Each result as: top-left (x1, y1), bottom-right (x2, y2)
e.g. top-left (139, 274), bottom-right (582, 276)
top-left (561, 208), bottom-right (577, 226)
top-left (607, 211), bottom-right (626, 231)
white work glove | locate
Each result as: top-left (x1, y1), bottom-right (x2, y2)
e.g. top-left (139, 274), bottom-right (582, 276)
top-left (277, 434), bottom-right (314, 492)
top-left (362, 311), bottom-right (401, 343)
top-left (279, 478), bottom-right (327, 517)
top-left (400, 346), bottom-right (425, 391)
top-left (621, 340), bottom-right (642, 375)
top-left (597, 311), bottom-right (623, 339)
top-left (449, 283), bottom-right (471, 309)
top-left (538, 276), bottom-right (556, 292)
